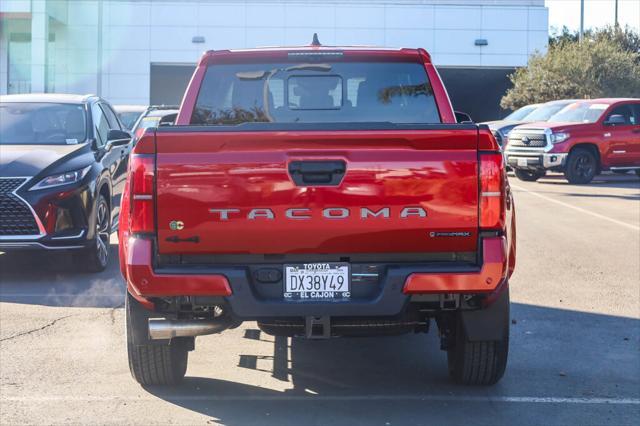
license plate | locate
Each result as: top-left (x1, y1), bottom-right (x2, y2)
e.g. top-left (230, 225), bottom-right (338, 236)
top-left (517, 158), bottom-right (528, 167)
top-left (284, 263), bottom-right (350, 300)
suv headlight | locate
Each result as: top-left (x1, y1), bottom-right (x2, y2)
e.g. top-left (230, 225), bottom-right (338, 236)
top-left (30, 166), bottom-right (91, 191)
top-left (550, 132), bottom-right (570, 144)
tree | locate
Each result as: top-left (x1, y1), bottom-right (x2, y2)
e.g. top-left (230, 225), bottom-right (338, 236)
top-left (593, 26), bottom-right (640, 61)
top-left (549, 25), bottom-right (640, 60)
top-left (501, 26), bottom-right (640, 110)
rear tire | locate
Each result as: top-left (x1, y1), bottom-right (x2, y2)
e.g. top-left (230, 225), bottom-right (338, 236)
top-left (126, 293), bottom-right (189, 386)
top-left (447, 334), bottom-right (509, 386)
top-left (447, 292), bottom-right (509, 386)
top-left (514, 168), bottom-right (545, 182)
top-left (564, 148), bottom-right (597, 184)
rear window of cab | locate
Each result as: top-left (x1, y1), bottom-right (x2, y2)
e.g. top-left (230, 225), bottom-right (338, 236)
top-left (191, 61), bottom-right (440, 125)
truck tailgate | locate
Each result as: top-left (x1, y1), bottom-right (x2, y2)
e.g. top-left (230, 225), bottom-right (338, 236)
top-left (155, 129), bottom-right (479, 255)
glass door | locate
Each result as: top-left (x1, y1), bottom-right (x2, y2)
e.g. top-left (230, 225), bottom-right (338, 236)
top-left (8, 33), bottom-right (31, 94)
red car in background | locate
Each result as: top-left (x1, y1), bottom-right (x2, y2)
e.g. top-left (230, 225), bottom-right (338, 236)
top-left (505, 98), bottom-right (640, 183)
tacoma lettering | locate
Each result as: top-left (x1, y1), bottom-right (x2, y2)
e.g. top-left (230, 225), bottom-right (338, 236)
top-left (210, 207), bottom-right (428, 221)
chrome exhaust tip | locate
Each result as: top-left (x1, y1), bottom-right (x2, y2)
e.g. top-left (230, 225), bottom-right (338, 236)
top-left (148, 318), bottom-right (230, 340)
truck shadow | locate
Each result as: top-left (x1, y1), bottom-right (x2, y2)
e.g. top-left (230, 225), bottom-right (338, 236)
top-left (0, 243), bottom-right (125, 308)
top-left (141, 304), bottom-right (640, 425)
top-left (563, 192), bottom-right (640, 201)
top-left (534, 173), bottom-right (640, 189)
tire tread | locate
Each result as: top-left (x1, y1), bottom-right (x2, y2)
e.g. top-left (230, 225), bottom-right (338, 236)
top-left (128, 343), bottom-right (186, 386)
top-left (564, 147), bottom-right (597, 184)
top-left (126, 295), bottom-right (188, 386)
top-left (448, 322), bottom-right (509, 386)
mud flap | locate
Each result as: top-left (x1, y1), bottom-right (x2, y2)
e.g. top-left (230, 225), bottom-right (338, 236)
top-left (460, 286), bottom-right (510, 342)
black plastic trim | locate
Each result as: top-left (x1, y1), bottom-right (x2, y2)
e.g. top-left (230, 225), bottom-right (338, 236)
top-left (288, 160), bottom-right (346, 186)
top-left (158, 251), bottom-right (476, 265)
top-left (154, 262), bottom-right (481, 319)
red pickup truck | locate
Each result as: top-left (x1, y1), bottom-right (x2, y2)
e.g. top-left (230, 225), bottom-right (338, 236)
top-left (505, 98), bottom-right (640, 183)
top-left (119, 43), bottom-right (516, 386)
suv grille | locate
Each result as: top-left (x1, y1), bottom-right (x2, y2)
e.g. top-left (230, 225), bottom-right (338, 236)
top-left (508, 132), bottom-right (547, 148)
top-left (0, 178), bottom-right (41, 236)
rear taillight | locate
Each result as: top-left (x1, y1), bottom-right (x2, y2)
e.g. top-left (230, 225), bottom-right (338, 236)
top-left (129, 154), bottom-right (155, 234)
top-left (480, 152), bottom-right (505, 230)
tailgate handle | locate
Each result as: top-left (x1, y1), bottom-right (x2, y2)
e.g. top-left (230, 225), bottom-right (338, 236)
top-left (288, 160), bottom-right (346, 186)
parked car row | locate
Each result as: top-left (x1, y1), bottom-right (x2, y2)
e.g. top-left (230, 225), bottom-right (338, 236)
top-left (114, 104), bottom-right (179, 136)
top-left (1, 90), bottom-right (638, 278)
top-left (112, 104), bottom-right (146, 131)
top-left (1, 43), bottom-right (521, 388)
top-left (128, 105), bottom-right (180, 139)
top-left (483, 98), bottom-right (640, 183)
top-left (483, 99), bottom-right (577, 148)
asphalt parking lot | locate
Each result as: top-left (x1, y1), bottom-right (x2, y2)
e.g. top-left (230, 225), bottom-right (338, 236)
top-left (1, 173), bottom-right (639, 426)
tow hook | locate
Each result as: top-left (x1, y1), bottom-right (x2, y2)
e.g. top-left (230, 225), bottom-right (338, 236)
top-left (305, 316), bottom-right (331, 339)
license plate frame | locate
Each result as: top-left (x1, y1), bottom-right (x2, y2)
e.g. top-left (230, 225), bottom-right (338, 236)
top-left (284, 263), bottom-right (351, 301)
top-left (517, 158), bottom-right (528, 167)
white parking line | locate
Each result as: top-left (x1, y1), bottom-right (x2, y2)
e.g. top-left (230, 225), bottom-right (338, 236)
top-left (3, 395), bottom-right (639, 405)
top-left (511, 184), bottom-right (640, 232)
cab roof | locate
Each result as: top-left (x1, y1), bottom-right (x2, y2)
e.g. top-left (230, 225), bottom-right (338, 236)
top-left (227, 45), bottom-right (408, 53)
top-left (199, 44), bottom-right (430, 66)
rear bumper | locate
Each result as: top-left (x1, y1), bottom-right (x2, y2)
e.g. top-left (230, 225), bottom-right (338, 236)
top-left (403, 237), bottom-right (507, 294)
top-left (125, 237), bottom-right (232, 297)
top-left (125, 236), bottom-right (508, 318)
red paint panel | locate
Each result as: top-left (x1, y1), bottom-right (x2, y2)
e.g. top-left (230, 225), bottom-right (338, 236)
top-left (422, 55), bottom-right (455, 124)
top-left (154, 130), bottom-right (480, 255)
top-left (403, 237), bottom-right (508, 294)
top-left (126, 237), bottom-right (232, 297)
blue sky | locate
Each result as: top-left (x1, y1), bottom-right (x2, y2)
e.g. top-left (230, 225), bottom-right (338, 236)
top-left (546, 0), bottom-right (640, 34)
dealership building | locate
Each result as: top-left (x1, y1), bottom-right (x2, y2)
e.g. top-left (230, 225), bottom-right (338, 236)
top-left (0, 0), bottom-right (548, 121)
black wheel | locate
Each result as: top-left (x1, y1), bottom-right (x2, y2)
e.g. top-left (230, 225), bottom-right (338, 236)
top-left (514, 168), bottom-right (545, 182)
top-left (76, 193), bottom-right (111, 272)
top-left (447, 290), bottom-right (510, 386)
top-left (564, 148), bottom-right (597, 184)
top-left (126, 293), bottom-right (189, 386)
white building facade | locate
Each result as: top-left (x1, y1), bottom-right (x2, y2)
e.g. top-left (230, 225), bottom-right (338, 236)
top-left (0, 0), bottom-right (548, 119)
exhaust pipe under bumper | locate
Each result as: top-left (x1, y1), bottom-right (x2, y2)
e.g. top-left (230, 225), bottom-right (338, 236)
top-left (148, 318), bottom-right (231, 340)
